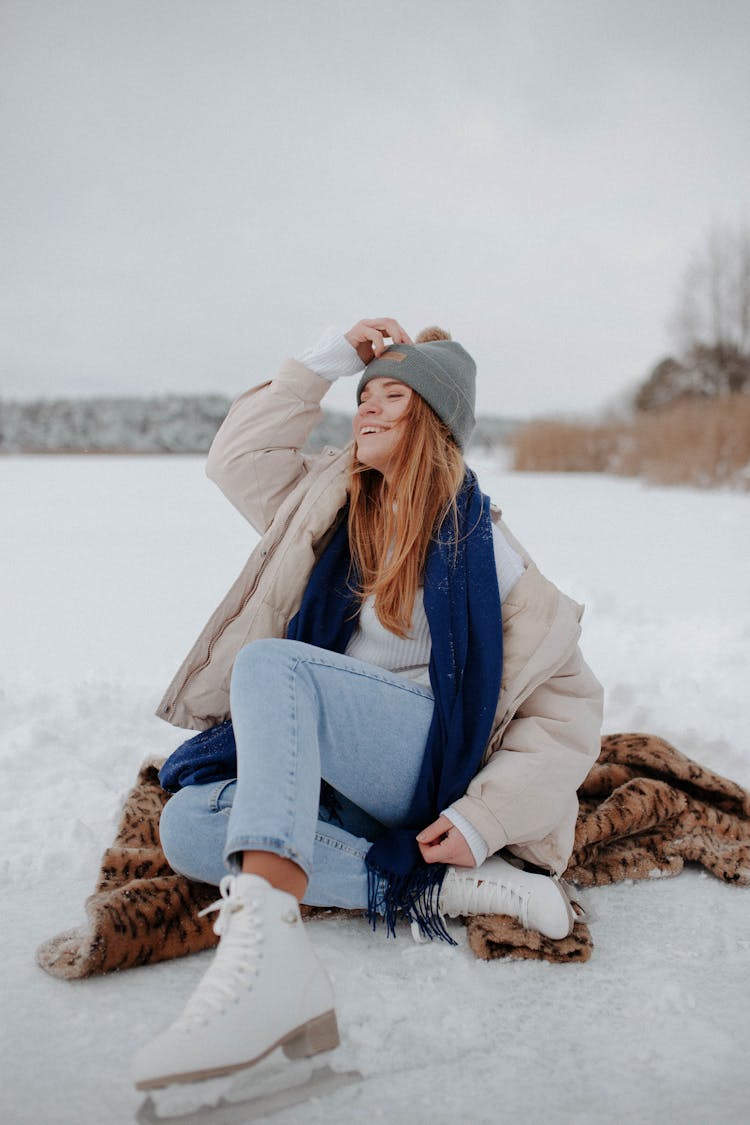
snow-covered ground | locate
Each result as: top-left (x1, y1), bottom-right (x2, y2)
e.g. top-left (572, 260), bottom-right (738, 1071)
top-left (2, 454), bottom-right (749, 1125)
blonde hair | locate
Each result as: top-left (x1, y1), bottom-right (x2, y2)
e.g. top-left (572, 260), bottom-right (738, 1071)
top-left (347, 389), bottom-right (466, 638)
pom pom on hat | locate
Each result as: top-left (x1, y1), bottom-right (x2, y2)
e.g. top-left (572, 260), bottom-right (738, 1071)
top-left (415, 326), bottom-right (452, 343)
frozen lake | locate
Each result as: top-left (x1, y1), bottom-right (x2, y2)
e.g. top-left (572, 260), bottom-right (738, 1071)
top-left (2, 455), bottom-right (749, 1124)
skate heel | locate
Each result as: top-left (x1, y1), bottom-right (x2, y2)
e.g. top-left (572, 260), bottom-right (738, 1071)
top-left (282, 1010), bottom-right (340, 1059)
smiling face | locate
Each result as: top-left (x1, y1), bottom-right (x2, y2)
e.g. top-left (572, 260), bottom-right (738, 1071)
top-left (353, 377), bottom-right (414, 481)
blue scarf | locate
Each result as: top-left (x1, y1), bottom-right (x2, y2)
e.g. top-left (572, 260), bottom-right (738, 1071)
top-left (160, 471), bottom-right (502, 940)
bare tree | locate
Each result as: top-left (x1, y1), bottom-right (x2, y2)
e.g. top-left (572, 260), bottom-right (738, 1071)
top-left (671, 222), bottom-right (750, 359)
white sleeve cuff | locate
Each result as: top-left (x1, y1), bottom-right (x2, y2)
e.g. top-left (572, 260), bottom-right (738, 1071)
top-left (294, 327), bottom-right (365, 382)
top-left (441, 807), bottom-right (489, 867)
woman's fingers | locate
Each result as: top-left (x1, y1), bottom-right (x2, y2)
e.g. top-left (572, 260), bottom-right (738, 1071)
top-left (375, 318), bottom-right (413, 346)
top-left (418, 833), bottom-right (474, 867)
top-left (362, 324), bottom-right (387, 356)
top-left (416, 814), bottom-right (452, 845)
top-left (416, 816), bottom-right (475, 867)
top-left (344, 318), bottom-right (413, 362)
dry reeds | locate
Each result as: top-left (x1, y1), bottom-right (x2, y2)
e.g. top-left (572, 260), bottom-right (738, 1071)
top-left (509, 395), bottom-right (750, 489)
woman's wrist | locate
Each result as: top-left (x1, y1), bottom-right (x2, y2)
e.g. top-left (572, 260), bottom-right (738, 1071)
top-left (294, 327), bottom-right (364, 382)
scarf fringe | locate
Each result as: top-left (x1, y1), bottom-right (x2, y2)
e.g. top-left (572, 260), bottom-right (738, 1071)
top-left (367, 862), bottom-right (456, 945)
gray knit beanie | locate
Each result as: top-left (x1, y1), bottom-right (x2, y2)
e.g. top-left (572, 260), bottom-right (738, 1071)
top-left (356, 328), bottom-right (476, 450)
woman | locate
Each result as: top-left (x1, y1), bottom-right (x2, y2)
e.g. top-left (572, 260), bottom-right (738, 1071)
top-left (131, 317), bottom-right (603, 1090)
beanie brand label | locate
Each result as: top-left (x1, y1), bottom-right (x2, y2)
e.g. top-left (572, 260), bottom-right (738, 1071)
top-left (380, 351), bottom-right (407, 362)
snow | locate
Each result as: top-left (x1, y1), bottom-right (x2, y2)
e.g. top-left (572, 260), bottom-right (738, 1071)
top-left (2, 454), bottom-right (749, 1124)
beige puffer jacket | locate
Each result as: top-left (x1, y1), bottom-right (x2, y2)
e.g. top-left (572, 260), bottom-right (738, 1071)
top-left (156, 360), bottom-right (604, 874)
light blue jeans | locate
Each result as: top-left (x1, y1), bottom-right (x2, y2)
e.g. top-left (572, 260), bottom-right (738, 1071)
top-left (159, 638), bottom-right (435, 910)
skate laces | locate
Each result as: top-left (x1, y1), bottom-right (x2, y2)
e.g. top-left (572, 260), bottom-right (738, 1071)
top-left (176, 876), bottom-right (263, 1030)
top-left (441, 867), bottom-right (530, 928)
top-left (463, 871), bottom-right (530, 928)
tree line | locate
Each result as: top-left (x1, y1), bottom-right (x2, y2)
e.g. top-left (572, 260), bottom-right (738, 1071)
top-left (0, 394), bottom-right (518, 454)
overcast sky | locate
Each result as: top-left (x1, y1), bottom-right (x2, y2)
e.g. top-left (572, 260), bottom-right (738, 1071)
top-left (2, 0), bottom-right (749, 417)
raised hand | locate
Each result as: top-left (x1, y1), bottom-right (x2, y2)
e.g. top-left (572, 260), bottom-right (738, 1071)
top-left (344, 318), bottom-right (413, 366)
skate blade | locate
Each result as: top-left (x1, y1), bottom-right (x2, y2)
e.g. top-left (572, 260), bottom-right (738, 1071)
top-left (136, 1057), bottom-right (362, 1124)
top-left (135, 1010), bottom-right (340, 1092)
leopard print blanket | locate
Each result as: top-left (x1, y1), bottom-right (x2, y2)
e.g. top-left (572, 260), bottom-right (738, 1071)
top-left (37, 733), bottom-right (750, 978)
